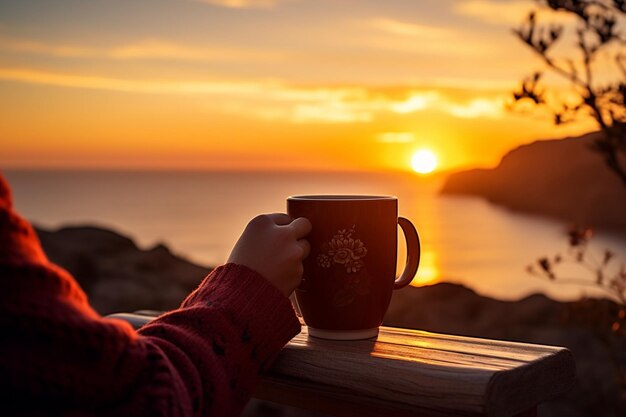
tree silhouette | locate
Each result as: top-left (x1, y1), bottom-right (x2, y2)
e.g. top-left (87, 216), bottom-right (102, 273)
top-left (512, 0), bottom-right (626, 186)
top-left (514, 2), bottom-right (626, 403)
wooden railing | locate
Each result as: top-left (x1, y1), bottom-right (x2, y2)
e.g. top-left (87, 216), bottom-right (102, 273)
top-left (108, 312), bottom-right (576, 417)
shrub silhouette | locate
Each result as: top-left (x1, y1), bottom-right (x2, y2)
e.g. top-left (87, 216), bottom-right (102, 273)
top-left (513, 1), bottom-right (626, 403)
top-left (512, 0), bottom-right (626, 186)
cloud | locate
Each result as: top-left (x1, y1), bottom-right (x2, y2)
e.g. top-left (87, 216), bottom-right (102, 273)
top-left (369, 18), bottom-right (452, 38)
top-left (0, 67), bottom-right (376, 123)
top-left (391, 92), bottom-right (439, 114)
top-left (0, 37), bottom-right (281, 63)
top-left (446, 97), bottom-right (506, 118)
top-left (377, 132), bottom-right (415, 143)
top-left (108, 40), bottom-right (279, 61)
top-left (0, 38), bottom-right (94, 58)
top-left (365, 17), bottom-right (499, 57)
top-left (291, 102), bottom-right (372, 123)
top-left (454, 0), bottom-right (575, 26)
top-left (0, 67), bottom-right (506, 122)
top-left (455, 0), bottom-right (534, 25)
top-left (282, 89), bottom-right (506, 123)
top-left (0, 68), bottom-right (270, 95)
top-left (387, 90), bottom-right (505, 118)
top-left (256, 87), bottom-right (387, 123)
top-left (194, 0), bottom-right (294, 9)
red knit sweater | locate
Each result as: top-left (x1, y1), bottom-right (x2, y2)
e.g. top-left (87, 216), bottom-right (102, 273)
top-left (0, 173), bottom-right (301, 416)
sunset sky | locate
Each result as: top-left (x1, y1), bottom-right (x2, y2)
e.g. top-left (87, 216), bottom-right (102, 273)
top-left (0, 0), bottom-right (600, 172)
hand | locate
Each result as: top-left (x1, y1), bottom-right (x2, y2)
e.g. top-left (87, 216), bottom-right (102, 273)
top-left (227, 214), bottom-right (312, 297)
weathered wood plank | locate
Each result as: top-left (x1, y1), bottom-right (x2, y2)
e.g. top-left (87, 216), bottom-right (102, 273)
top-left (258, 326), bottom-right (575, 417)
top-left (107, 313), bottom-right (575, 417)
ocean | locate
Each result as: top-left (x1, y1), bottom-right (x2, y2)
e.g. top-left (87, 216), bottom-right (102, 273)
top-left (5, 169), bottom-right (626, 302)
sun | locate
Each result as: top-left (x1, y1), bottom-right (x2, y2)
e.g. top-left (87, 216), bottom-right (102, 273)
top-left (411, 150), bottom-right (438, 174)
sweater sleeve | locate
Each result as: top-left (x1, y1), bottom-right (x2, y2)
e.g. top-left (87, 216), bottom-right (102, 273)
top-left (0, 172), bottom-right (301, 417)
top-left (139, 264), bottom-right (301, 416)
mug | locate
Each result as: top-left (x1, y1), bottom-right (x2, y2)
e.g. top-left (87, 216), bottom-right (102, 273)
top-left (287, 195), bottom-right (420, 340)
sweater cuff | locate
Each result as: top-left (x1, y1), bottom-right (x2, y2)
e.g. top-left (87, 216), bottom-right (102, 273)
top-left (184, 263), bottom-right (301, 366)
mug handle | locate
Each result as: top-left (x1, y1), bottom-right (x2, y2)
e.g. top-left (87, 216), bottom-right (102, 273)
top-left (394, 217), bottom-right (421, 290)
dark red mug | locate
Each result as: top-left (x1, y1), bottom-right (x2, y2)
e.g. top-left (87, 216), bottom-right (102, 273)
top-left (287, 195), bottom-right (420, 340)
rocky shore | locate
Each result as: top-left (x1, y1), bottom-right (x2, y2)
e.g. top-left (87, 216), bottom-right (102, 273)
top-left (36, 225), bottom-right (208, 314)
top-left (36, 225), bottom-right (625, 417)
top-left (441, 132), bottom-right (626, 235)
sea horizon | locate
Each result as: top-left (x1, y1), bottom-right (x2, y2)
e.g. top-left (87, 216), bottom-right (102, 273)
top-left (5, 168), bottom-right (626, 303)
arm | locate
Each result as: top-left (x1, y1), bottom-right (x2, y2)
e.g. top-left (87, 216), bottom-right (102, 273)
top-left (0, 173), bottom-right (304, 416)
top-left (138, 264), bottom-right (300, 416)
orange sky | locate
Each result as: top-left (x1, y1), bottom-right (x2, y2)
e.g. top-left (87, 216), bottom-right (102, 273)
top-left (0, 0), bottom-right (601, 173)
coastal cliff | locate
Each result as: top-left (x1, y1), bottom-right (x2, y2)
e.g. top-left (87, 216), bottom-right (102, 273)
top-left (441, 132), bottom-right (626, 234)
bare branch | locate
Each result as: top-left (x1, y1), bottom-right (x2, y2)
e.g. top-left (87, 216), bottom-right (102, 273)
top-left (513, 0), bottom-right (626, 185)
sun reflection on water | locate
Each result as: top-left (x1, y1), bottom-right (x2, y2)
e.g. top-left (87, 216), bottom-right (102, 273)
top-left (410, 249), bottom-right (440, 287)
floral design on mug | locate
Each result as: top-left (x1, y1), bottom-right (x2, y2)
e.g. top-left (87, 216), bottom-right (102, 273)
top-left (317, 226), bottom-right (368, 273)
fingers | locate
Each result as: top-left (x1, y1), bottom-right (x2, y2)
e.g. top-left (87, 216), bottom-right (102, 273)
top-left (264, 213), bottom-right (311, 239)
top-left (290, 217), bottom-right (312, 238)
top-left (266, 213), bottom-right (293, 225)
top-left (297, 239), bottom-right (311, 259)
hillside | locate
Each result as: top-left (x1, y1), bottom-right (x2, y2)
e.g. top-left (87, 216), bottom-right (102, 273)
top-left (441, 132), bottom-right (626, 234)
